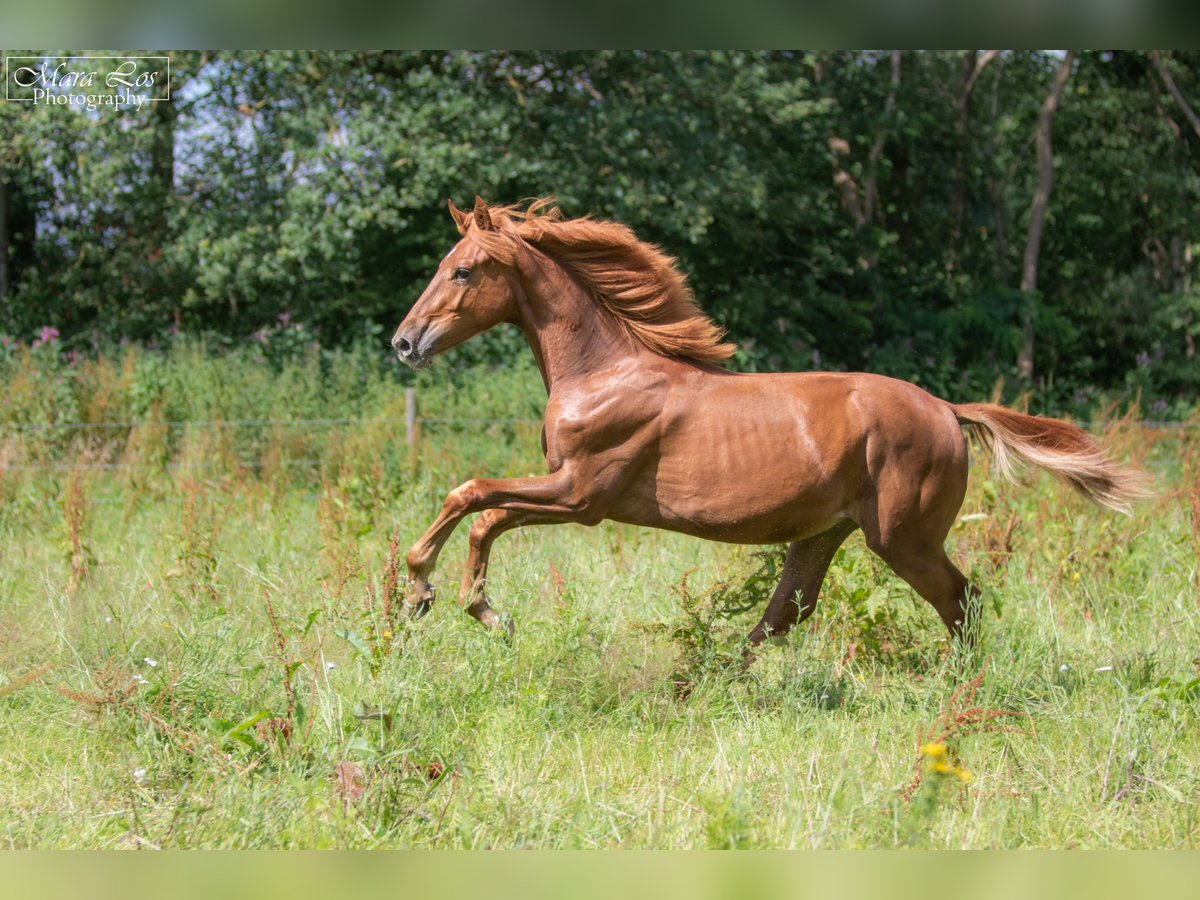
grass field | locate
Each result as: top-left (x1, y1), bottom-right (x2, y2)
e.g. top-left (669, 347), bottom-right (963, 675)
top-left (0, 345), bottom-right (1197, 848)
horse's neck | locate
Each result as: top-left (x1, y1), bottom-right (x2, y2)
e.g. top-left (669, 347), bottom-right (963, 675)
top-left (515, 253), bottom-right (643, 393)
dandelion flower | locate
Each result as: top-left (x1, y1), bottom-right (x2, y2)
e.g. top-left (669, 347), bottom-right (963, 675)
top-left (920, 743), bottom-right (947, 758)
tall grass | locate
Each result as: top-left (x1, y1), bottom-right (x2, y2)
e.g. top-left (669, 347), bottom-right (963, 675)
top-left (0, 343), bottom-right (1196, 848)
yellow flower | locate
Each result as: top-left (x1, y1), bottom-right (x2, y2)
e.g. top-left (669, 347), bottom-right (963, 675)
top-left (930, 760), bottom-right (955, 775)
top-left (920, 742), bottom-right (947, 758)
top-left (382, 631), bottom-right (393, 640)
top-left (957, 768), bottom-right (974, 784)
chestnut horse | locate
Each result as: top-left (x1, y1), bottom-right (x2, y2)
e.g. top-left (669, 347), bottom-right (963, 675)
top-left (392, 197), bottom-right (1149, 648)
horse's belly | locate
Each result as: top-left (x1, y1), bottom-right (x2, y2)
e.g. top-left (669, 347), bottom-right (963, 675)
top-left (606, 429), bottom-right (854, 544)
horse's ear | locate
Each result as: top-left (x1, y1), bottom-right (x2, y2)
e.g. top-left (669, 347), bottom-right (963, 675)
top-left (447, 199), bottom-right (469, 234)
top-left (472, 195), bottom-right (494, 231)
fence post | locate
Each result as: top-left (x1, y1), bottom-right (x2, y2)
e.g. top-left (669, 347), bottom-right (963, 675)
top-left (405, 387), bottom-right (417, 448)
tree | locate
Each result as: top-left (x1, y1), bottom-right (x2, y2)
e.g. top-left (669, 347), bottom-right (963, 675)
top-left (1, 50), bottom-right (1196, 406)
top-left (1017, 50), bottom-right (1075, 382)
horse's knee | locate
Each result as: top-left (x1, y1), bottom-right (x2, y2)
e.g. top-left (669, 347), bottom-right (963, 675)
top-left (446, 479), bottom-right (481, 514)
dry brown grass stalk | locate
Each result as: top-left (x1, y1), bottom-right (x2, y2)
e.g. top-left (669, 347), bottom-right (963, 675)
top-left (902, 664), bottom-right (1028, 801)
top-left (62, 462), bottom-right (94, 595)
top-left (0, 664), bottom-right (55, 699)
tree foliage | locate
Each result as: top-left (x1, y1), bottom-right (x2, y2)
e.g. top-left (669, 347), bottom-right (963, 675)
top-left (1, 50), bottom-right (1197, 407)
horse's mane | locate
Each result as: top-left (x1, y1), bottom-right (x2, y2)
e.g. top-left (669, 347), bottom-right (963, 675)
top-left (453, 197), bottom-right (735, 364)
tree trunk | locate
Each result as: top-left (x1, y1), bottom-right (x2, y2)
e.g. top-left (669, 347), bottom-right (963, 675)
top-left (1149, 50), bottom-right (1200, 139)
top-left (150, 96), bottom-right (176, 237)
top-left (948, 50), bottom-right (999, 275)
top-left (985, 57), bottom-right (1011, 284)
top-left (1185, 242), bottom-right (1195, 361)
top-left (148, 63), bottom-right (178, 322)
top-left (825, 51), bottom-right (902, 275)
top-left (863, 50), bottom-right (902, 229)
top-left (0, 166), bottom-right (8, 311)
top-left (1151, 52), bottom-right (1199, 361)
top-left (1017, 51), bottom-right (1076, 382)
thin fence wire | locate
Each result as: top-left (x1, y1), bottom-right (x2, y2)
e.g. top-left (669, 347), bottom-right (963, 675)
top-left (0, 459), bottom-right (324, 473)
top-left (0, 415), bottom-right (542, 433)
top-left (0, 415), bottom-right (544, 472)
top-left (419, 417), bottom-right (542, 425)
top-left (0, 414), bottom-right (1189, 473)
top-left (0, 415), bottom-right (1189, 433)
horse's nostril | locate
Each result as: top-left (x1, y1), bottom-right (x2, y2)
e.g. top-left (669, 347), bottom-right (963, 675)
top-left (395, 337), bottom-right (412, 355)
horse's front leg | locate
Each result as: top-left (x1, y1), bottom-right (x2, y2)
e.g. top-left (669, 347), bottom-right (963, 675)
top-left (458, 509), bottom-right (560, 631)
top-left (404, 470), bottom-right (601, 622)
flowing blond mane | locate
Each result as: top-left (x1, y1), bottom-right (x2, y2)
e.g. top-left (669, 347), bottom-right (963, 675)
top-left (451, 197), bottom-right (734, 364)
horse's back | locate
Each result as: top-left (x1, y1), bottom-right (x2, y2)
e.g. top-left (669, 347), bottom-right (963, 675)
top-left (684, 368), bottom-right (963, 455)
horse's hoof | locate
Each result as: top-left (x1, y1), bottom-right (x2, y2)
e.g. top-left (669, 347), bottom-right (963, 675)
top-left (405, 578), bottom-right (435, 619)
top-left (467, 599), bottom-right (514, 637)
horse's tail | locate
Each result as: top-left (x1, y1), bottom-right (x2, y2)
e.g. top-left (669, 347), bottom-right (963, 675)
top-left (952, 403), bottom-right (1153, 515)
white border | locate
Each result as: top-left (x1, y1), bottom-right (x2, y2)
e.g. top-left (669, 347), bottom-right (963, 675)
top-left (5, 55), bottom-right (171, 102)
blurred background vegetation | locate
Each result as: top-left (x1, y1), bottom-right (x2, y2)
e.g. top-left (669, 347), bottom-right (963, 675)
top-left (1, 50), bottom-right (1198, 414)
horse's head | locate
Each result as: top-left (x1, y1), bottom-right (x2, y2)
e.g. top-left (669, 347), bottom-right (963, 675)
top-left (392, 196), bottom-right (518, 368)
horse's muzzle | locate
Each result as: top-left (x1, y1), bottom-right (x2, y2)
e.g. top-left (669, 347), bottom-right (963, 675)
top-left (392, 328), bottom-right (434, 369)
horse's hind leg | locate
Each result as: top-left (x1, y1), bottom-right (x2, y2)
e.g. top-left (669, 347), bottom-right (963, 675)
top-left (859, 444), bottom-right (979, 644)
top-left (861, 518), bottom-right (979, 643)
top-left (747, 519), bottom-right (858, 647)
top-left (879, 543), bottom-right (977, 641)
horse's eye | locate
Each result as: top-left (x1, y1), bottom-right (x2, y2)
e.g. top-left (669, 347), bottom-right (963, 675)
top-left (453, 267), bottom-right (471, 283)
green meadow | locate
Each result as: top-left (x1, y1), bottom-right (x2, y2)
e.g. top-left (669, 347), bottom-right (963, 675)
top-left (1, 343), bottom-right (1196, 848)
